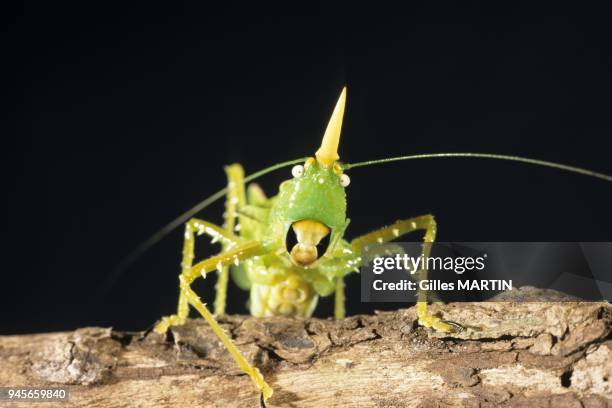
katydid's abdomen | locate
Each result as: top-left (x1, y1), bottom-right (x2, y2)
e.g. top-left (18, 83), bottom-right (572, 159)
top-left (239, 236), bottom-right (339, 317)
top-left (249, 272), bottom-right (319, 317)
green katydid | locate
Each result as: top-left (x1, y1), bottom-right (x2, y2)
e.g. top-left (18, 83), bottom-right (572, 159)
top-left (147, 87), bottom-right (611, 402)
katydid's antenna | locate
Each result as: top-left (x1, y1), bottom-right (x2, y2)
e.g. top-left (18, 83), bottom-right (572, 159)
top-left (103, 157), bottom-right (309, 291)
top-left (105, 151), bottom-right (611, 291)
top-left (343, 152), bottom-right (612, 182)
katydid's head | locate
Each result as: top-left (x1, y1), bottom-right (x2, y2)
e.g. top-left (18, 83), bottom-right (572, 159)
top-left (272, 87), bottom-right (350, 267)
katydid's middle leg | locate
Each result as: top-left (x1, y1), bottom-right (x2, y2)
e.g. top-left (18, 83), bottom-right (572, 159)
top-left (334, 277), bottom-right (345, 319)
top-left (351, 215), bottom-right (462, 333)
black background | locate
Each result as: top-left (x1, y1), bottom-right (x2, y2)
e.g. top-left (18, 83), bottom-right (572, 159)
top-left (5, 2), bottom-right (611, 334)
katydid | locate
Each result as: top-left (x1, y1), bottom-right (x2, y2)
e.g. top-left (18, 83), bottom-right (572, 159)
top-left (147, 87), bottom-right (611, 402)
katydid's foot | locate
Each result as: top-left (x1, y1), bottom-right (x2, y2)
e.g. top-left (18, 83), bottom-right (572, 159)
top-left (154, 314), bottom-right (273, 402)
top-left (252, 367), bottom-right (273, 402)
top-left (417, 302), bottom-right (464, 333)
top-left (441, 320), bottom-right (464, 332)
top-left (418, 313), bottom-right (463, 333)
top-left (154, 314), bottom-right (186, 334)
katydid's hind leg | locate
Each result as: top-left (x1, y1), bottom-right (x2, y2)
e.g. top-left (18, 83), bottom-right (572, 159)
top-left (154, 218), bottom-right (242, 334)
top-left (351, 215), bottom-right (462, 333)
top-left (215, 164), bottom-right (247, 315)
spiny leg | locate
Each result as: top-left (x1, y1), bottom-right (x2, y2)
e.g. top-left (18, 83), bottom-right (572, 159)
top-left (216, 164), bottom-right (247, 315)
top-left (351, 215), bottom-right (460, 333)
top-left (185, 242), bottom-right (272, 400)
top-left (158, 242), bottom-right (274, 401)
top-left (155, 218), bottom-right (243, 333)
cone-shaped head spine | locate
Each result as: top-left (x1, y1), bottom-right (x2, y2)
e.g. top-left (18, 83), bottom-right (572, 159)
top-left (315, 87), bottom-right (346, 166)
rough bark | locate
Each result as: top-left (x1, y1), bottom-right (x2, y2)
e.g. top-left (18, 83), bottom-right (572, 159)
top-left (1, 288), bottom-right (610, 407)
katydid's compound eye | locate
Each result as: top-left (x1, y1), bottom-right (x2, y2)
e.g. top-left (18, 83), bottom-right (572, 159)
top-left (340, 173), bottom-right (350, 187)
top-left (291, 165), bottom-right (304, 178)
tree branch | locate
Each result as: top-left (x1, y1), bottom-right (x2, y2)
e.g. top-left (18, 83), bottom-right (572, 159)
top-left (1, 288), bottom-right (610, 407)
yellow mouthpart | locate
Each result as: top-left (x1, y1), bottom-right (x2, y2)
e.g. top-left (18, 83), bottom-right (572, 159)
top-left (289, 219), bottom-right (330, 266)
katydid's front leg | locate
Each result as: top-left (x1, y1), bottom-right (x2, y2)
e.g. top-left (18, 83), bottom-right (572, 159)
top-left (351, 215), bottom-right (462, 333)
top-left (155, 241), bottom-right (273, 401)
top-left (154, 218), bottom-right (245, 332)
